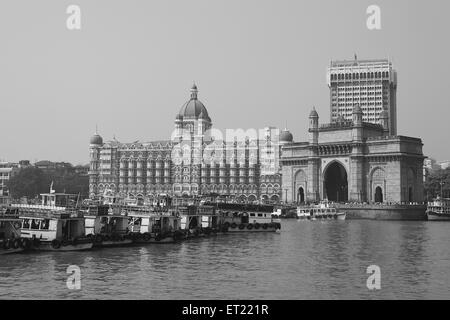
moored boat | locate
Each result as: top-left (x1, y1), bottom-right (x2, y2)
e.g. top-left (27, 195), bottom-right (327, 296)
top-left (426, 197), bottom-right (450, 221)
top-left (127, 206), bottom-right (184, 244)
top-left (0, 207), bottom-right (28, 254)
top-left (12, 191), bottom-right (93, 251)
top-left (178, 204), bottom-right (224, 238)
top-left (83, 204), bottom-right (133, 247)
top-left (297, 202), bottom-right (346, 221)
top-left (219, 207), bottom-right (281, 233)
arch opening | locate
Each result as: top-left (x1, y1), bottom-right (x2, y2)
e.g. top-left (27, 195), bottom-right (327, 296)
top-left (298, 187), bottom-right (305, 204)
top-left (375, 186), bottom-right (383, 203)
top-left (324, 162), bottom-right (348, 202)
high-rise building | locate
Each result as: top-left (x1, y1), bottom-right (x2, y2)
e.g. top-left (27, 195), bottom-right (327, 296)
top-left (327, 56), bottom-right (397, 135)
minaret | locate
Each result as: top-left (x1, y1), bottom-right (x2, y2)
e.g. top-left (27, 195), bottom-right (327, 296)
top-left (379, 109), bottom-right (390, 136)
top-left (307, 107), bottom-right (320, 202)
top-left (352, 104), bottom-right (363, 142)
top-left (308, 107), bottom-right (319, 145)
top-left (89, 128), bottom-right (103, 198)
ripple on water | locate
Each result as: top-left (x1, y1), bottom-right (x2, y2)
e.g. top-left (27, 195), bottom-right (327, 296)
top-left (1, 220), bottom-right (450, 299)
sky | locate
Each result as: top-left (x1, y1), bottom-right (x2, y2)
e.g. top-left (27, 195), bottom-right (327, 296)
top-left (0, 0), bottom-right (449, 165)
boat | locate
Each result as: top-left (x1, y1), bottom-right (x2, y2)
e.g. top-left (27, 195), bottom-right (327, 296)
top-left (12, 191), bottom-right (93, 251)
top-left (426, 197), bottom-right (450, 221)
top-left (297, 202), bottom-right (346, 221)
top-left (219, 210), bottom-right (281, 232)
top-left (127, 206), bottom-right (184, 243)
top-left (178, 204), bottom-right (223, 238)
top-left (83, 204), bottom-right (133, 247)
top-left (0, 207), bottom-right (29, 254)
top-left (214, 203), bottom-right (281, 232)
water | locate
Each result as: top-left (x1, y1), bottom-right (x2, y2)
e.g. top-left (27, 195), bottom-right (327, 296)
top-left (1, 220), bottom-right (450, 299)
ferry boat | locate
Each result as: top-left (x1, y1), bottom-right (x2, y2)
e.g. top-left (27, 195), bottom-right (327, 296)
top-left (297, 202), bottom-right (346, 221)
top-left (12, 191), bottom-right (93, 251)
top-left (0, 207), bottom-right (30, 254)
top-left (426, 197), bottom-right (450, 221)
top-left (216, 203), bottom-right (281, 232)
top-left (87, 193), bottom-right (183, 244)
top-left (83, 204), bottom-right (133, 247)
top-left (127, 206), bottom-right (184, 243)
top-left (178, 204), bottom-right (223, 238)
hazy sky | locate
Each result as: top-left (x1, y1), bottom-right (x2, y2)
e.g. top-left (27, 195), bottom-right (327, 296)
top-left (0, 0), bottom-right (449, 164)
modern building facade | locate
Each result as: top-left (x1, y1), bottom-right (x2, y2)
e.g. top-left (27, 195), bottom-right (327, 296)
top-left (89, 85), bottom-right (290, 203)
top-left (0, 162), bottom-right (19, 196)
top-left (281, 105), bottom-right (424, 204)
top-left (327, 57), bottom-right (397, 135)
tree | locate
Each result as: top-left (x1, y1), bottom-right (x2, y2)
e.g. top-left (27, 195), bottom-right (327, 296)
top-left (424, 168), bottom-right (450, 200)
top-left (6, 167), bottom-right (51, 199)
top-left (6, 165), bottom-right (89, 200)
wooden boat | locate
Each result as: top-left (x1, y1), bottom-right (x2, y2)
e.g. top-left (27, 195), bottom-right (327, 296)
top-left (12, 191), bottom-right (93, 251)
top-left (83, 204), bottom-right (133, 247)
top-left (127, 206), bottom-right (184, 243)
top-left (0, 207), bottom-right (28, 254)
top-left (426, 197), bottom-right (450, 221)
top-left (297, 202), bottom-right (346, 221)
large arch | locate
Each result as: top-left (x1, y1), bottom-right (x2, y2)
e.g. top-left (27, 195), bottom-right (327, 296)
top-left (323, 161), bottom-right (348, 202)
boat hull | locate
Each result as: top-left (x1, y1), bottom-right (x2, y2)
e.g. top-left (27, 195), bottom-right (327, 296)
top-left (0, 247), bottom-right (24, 255)
top-left (93, 239), bottom-right (133, 248)
top-left (226, 223), bottom-right (280, 232)
top-left (427, 211), bottom-right (450, 221)
top-left (298, 212), bottom-right (346, 221)
top-left (133, 237), bottom-right (178, 244)
top-left (33, 241), bottom-right (94, 252)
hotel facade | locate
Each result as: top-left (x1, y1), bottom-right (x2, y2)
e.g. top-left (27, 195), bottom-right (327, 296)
top-left (89, 85), bottom-right (292, 203)
top-left (327, 57), bottom-right (397, 135)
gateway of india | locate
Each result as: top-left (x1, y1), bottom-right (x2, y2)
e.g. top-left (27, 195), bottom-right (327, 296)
top-left (281, 57), bottom-right (424, 204)
top-left (89, 57), bottom-right (425, 205)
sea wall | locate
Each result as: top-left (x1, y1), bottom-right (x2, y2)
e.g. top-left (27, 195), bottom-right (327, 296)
top-left (335, 204), bottom-right (427, 221)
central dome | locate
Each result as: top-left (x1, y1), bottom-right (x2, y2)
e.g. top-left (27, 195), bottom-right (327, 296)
top-left (178, 84), bottom-right (210, 121)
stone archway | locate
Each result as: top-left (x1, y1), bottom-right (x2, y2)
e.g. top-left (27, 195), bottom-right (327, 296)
top-left (323, 161), bottom-right (348, 202)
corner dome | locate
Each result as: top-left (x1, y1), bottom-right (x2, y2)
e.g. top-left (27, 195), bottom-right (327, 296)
top-left (178, 84), bottom-right (210, 121)
top-left (279, 129), bottom-right (293, 143)
top-left (309, 107), bottom-right (318, 118)
top-left (90, 134), bottom-right (103, 145)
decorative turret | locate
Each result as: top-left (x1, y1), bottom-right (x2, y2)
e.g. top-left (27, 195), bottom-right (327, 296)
top-left (352, 104), bottom-right (363, 126)
top-left (379, 109), bottom-right (389, 135)
top-left (352, 104), bottom-right (363, 142)
top-left (190, 83), bottom-right (198, 99)
top-left (309, 107), bottom-right (319, 145)
top-left (89, 127), bottom-right (102, 198)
